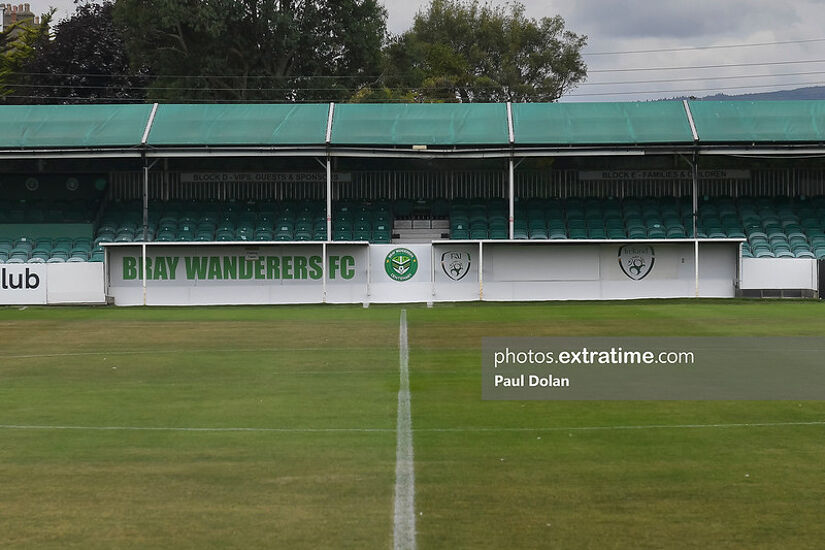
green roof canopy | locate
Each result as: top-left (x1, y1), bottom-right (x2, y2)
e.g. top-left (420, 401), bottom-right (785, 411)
top-left (513, 102), bottom-right (695, 145)
top-left (0, 104), bottom-right (153, 148)
top-left (331, 103), bottom-right (509, 145)
top-left (147, 104), bottom-right (329, 146)
top-left (688, 100), bottom-right (825, 142)
top-left (2, 101), bottom-right (825, 153)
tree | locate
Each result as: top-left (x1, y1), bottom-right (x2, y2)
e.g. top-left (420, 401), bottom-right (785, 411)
top-left (113, 0), bottom-right (387, 102)
top-left (380, 0), bottom-right (587, 102)
top-left (16, 2), bottom-right (147, 104)
top-left (0, 10), bottom-right (52, 103)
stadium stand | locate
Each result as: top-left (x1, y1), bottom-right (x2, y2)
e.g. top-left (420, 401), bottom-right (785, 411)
top-left (3, 194), bottom-right (825, 261)
top-left (2, 101), bottom-right (825, 262)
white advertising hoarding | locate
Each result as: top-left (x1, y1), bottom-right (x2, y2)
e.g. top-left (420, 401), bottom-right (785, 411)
top-left (0, 264), bottom-right (47, 305)
top-left (106, 243), bottom-right (369, 306)
top-left (103, 240), bottom-right (742, 306)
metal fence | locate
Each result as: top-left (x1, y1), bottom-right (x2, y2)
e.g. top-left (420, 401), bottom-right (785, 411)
top-left (109, 168), bottom-right (825, 202)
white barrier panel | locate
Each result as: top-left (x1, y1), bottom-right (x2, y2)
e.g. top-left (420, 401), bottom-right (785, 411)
top-left (432, 242), bottom-right (480, 302)
top-left (368, 244), bottom-right (434, 304)
top-left (0, 263), bottom-right (105, 305)
top-left (106, 242), bottom-right (369, 306)
top-left (103, 240), bottom-right (741, 306)
top-left (47, 263), bottom-right (105, 304)
top-left (740, 258), bottom-right (818, 290)
top-left (325, 244), bottom-right (370, 304)
top-left (0, 264), bottom-right (47, 305)
top-left (479, 241), bottom-right (737, 301)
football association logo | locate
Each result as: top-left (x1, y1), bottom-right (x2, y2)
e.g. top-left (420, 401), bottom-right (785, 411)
top-left (385, 248), bottom-right (418, 281)
top-left (618, 245), bottom-right (655, 280)
top-left (441, 251), bottom-right (471, 281)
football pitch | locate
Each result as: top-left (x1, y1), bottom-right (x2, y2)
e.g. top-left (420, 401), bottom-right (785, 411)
top-left (2, 301), bottom-right (825, 549)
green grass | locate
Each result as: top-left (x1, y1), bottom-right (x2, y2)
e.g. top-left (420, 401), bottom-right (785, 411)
top-left (2, 301), bottom-right (825, 548)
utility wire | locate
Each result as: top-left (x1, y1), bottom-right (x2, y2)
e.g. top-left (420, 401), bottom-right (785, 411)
top-left (584, 37), bottom-right (825, 56)
top-left (566, 80), bottom-right (825, 98)
top-left (9, 58), bottom-right (825, 80)
top-left (588, 59), bottom-right (825, 73)
top-left (4, 79), bottom-right (822, 102)
top-left (8, 69), bottom-right (825, 91)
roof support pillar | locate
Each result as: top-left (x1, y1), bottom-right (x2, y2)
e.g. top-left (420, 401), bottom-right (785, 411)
top-left (326, 155), bottom-right (332, 242)
top-left (692, 151), bottom-right (699, 297)
top-left (142, 153), bottom-right (149, 243)
top-left (141, 153), bottom-right (149, 306)
top-left (507, 102), bottom-right (515, 240)
top-left (325, 103), bottom-right (335, 243)
top-left (508, 157), bottom-right (515, 240)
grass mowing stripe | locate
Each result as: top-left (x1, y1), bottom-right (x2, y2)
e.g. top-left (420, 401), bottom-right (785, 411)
top-left (1, 421), bottom-right (823, 434)
top-left (414, 420), bottom-right (825, 432)
top-left (394, 309), bottom-right (416, 550)
top-left (0, 424), bottom-right (393, 433)
top-left (0, 347), bottom-right (385, 359)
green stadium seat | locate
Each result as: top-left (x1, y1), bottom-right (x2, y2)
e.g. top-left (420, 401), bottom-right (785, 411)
top-left (371, 231), bottom-right (391, 243)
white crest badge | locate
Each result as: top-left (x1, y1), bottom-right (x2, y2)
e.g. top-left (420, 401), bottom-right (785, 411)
top-left (618, 245), bottom-right (655, 281)
top-left (441, 251), bottom-right (472, 281)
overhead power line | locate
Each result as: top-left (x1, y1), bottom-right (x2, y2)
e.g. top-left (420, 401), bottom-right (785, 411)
top-left (589, 59), bottom-right (825, 73)
top-left (4, 79), bottom-right (822, 103)
top-left (8, 69), bottom-right (825, 92)
top-left (584, 37), bottom-right (825, 56)
top-left (583, 70), bottom-right (825, 87)
top-left (9, 58), bottom-right (825, 81)
top-left (566, 80), bottom-right (825, 98)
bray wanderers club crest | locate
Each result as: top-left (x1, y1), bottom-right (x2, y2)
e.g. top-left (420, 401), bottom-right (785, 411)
top-left (441, 251), bottom-right (471, 281)
top-left (385, 248), bottom-right (418, 281)
top-left (618, 245), bottom-right (655, 280)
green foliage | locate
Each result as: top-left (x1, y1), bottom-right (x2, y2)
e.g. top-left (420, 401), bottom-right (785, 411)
top-left (382, 0), bottom-right (587, 102)
top-left (113, 0), bottom-right (387, 102)
top-left (16, 2), bottom-right (146, 104)
top-left (0, 10), bottom-right (52, 102)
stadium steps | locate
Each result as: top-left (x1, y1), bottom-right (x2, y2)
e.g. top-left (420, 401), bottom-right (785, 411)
top-left (393, 219), bottom-right (449, 243)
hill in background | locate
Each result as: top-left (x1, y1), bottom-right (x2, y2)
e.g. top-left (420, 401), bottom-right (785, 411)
top-left (673, 86), bottom-right (825, 101)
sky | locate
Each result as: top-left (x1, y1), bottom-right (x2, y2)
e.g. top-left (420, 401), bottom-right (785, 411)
top-left (37, 0), bottom-right (825, 102)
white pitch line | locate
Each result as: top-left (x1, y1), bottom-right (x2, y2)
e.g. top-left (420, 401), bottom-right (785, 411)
top-left (393, 309), bottom-right (416, 550)
top-left (0, 420), bottom-right (822, 434)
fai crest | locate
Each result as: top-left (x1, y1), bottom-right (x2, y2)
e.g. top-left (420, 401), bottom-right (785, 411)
top-left (618, 245), bottom-right (655, 280)
top-left (385, 248), bottom-right (418, 281)
top-left (441, 251), bottom-right (472, 281)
